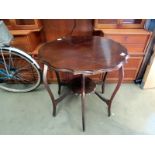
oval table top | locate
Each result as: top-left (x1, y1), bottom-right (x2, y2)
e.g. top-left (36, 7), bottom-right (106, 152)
top-left (38, 36), bottom-right (129, 75)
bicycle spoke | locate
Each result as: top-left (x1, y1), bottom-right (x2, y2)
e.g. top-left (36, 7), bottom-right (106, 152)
top-left (15, 75), bottom-right (33, 83)
top-left (0, 48), bottom-right (9, 75)
top-left (15, 68), bottom-right (37, 83)
top-left (0, 47), bottom-right (41, 92)
top-left (9, 49), bottom-right (15, 69)
top-left (15, 64), bottom-right (33, 72)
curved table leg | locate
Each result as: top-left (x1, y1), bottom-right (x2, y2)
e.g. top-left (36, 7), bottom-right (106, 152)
top-left (43, 64), bottom-right (71, 117)
top-left (107, 66), bottom-right (124, 116)
top-left (55, 71), bottom-right (61, 95)
top-left (101, 72), bottom-right (108, 94)
top-left (43, 64), bottom-right (57, 116)
top-left (95, 66), bottom-right (124, 117)
top-left (81, 74), bottom-right (86, 131)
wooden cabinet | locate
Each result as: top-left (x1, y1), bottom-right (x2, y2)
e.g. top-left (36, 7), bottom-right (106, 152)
top-left (95, 19), bottom-right (145, 29)
top-left (1, 19), bottom-right (151, 83)
top-left (10, 30), bottom-right (41, 53)
top-left (94, 19), bottom-right (152, 82)
top-left (2, 19), bottom-right (42, 30)
top-left (1, 19), bottom-right (43, 54)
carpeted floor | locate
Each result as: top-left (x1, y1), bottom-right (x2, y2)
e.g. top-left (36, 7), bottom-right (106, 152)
top-left (0, 83), bottom-right (155, 135)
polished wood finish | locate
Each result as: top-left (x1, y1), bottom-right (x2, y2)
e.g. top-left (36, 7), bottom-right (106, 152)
top-left (41, 19), bottom-right (93, 41)
top-left (38, 19), bottom-right (151, 83)
top-left (95, 19), bottom-right (146, 29)
top-left (1, 19), bottom-right (151, 83)
top-left (81, 74), bottom-right (86, 131)
top-left (96, 28), bottom-right (150, 34)
top-left (103, 34), bottom-right (149, 44)
top-left (101, 72), bottom-right (108, 93)
top-left (1, 19), bottom-right (43, 54)
top-left (40, 36), bottom-right (128, 131)
top-left (107, 69), bottom-right (138, 79)
top-left (2, 19), bottom-right (42, 30)
top-left (10, 31), bottom-right (41, 53)
top-left (95, 66), bottom-right (124, 116)
top-left (94, 20), bottom-right (151, 82)
top-left (69, 76), bottom-right (96, 94)
top-left (43, 64), bottom-right (69, 116)
top-left (40, 19), bottom-right (103, 82)
top-left (39, 36), bottom-right (128, 74)
top-left (124, 57), bottom-right (143, 68)
top-left (121, 43), bottom-right (146, 54)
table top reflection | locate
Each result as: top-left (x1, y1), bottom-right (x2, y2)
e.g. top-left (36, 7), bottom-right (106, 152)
top-left (39, 36), bottom-right (128, 75)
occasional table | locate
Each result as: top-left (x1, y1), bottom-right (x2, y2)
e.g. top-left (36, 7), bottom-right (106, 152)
top-left (38, 36), bottom-right (129, 131)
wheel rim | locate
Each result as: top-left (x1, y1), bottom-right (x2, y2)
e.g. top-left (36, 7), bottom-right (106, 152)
top-left (0, 49), bottom-right (41, 92)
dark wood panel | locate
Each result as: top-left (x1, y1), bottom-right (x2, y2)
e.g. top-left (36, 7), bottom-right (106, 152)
top-left (104, 34), bottom-right (149, 44)
top-left (124, 57), bottom-right (143, 69)
top-left (4, 19), bottom-right (150, 83)
top-left (11, 35), bottom-right (30, 51)
top-left (45, 58), bottom-right (143, 83)
top-left (95, 19), bottom-right (145, 29)
top-left (47, 69), bottom-right (138, 83)
top-left (107, 69), bottom-right (138, 79)
top-left (122, 43), bottom-right (146, 53)
top-left (41, 19), bottom-right (93, 41)
top-left (11, 32), bottom-right (41, 53)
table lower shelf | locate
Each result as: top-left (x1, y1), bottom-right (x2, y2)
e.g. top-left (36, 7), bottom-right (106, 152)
top-left (69, 76), bottom-right (96, 94)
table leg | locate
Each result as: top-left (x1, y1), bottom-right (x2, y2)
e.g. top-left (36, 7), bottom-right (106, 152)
top-left (107, 66), bottom-right (124, 116)
top-left (101, 72), bottom-right (108, 94)
top-left (81, 74), bottom-right (86, 131)
top-left (43, 64), bottom-right (71, 117)
top-left (55, 71), bottom-right (61, 95)
top-left (95, 66), bottom-right (124, 117)
top-left (43, 64), bottom-right (57, 116)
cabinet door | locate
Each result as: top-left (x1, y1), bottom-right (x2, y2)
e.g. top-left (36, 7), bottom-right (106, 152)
top-left (14, 19), bottom-right (42, 30)
top-left (0, 19), bottom-right (42, 30)
top-left (95, 19), bottom-right (120, 29)
top-left (94, 19), bottom-right (145, 29)
top-left (119, 19), bottom-right (145, 28)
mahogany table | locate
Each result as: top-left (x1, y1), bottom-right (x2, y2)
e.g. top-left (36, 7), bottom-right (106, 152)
top-left (38, 36), bottom-right (129, 131)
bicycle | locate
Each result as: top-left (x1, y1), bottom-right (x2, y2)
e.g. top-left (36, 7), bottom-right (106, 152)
top-left (0, 20), bottom-right (42, 92)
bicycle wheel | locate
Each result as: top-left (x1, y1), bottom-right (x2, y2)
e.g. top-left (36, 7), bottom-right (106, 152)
top-left (0, 47), bottom-right (41, 92)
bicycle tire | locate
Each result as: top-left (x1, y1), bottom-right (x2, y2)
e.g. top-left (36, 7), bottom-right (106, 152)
top-left (0, 47), bottom-right (41, 92)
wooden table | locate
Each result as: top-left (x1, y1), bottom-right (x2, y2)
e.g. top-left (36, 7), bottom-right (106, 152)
top-left (38, 36), bottom-right (129, 131)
